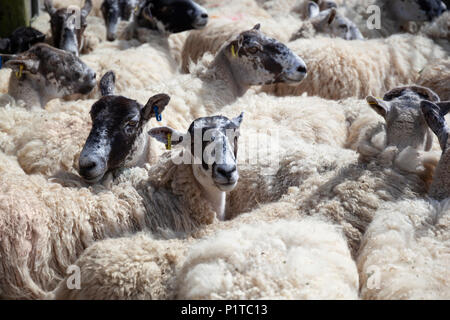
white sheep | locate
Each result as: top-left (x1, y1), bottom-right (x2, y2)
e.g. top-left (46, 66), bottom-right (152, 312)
top-left (358, 198), bottom-right (450, 299)
top-left (417, 58), bottom-right (450, 101)
top-left (52, 216), bottom-right (359, 300)
top-left (0, 109), bottom-right (245, 299)
top-left (262, 34), bottom-right (446, 100)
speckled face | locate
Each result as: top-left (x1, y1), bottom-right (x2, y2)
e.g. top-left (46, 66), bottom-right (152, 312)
top-left (5, 43), bottom-right (96, 97)
top-left (79, 93), bottom-right (170, 183)
top-left (225, 25), bottom-right (307, 85)
top-left (138, 0), bottom-right (208, 33)
top-left (187, 114), bottom-right (243, 192)
top-left (79, 96), bottom-right (144, 183)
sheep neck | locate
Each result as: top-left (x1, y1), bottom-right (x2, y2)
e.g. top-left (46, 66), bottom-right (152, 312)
top-left (8, 74), bottom-right (48, 108)
top-left (199, 183), bottom-right (227, 221)
top-left (210, 50), bottom-right (250, 100)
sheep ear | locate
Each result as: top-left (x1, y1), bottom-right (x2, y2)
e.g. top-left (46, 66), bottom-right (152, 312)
top-left (232, 112), bottom-right (244, 127)
top-left (437, 101), bottom-right (450, 117)
top-left (142, 93), bottom-right (171, 120)
top-left (326, 8), bottom-right (337, 24)
top-left (366, 95), bottom-right (390, 119)
top-left (421, 100), bottom-right (449, 151)
top-left (81, 0), bottom-right (92, 18)
top-left (252, 24), bottom-right (261, 31)
top-left (320, 0), bottom-right (338, 10)
top-left (5, 56), bottom-right (40, 74)
top-left (142, 4), bottom-right (154, 22)
top-left (308, 1), bottom-right (320, 18)
top-left (44, 0), bottom-right (56, 16)
top-left (148, 127), bottom-right (184, 146)
top-left (99, 71), bottom-right (115, 96)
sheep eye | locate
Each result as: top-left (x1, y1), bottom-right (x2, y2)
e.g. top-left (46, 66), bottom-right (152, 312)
top-left (127, 120), bottom-right (138, 127)
top-left (339, 24), bottom-right (348, 30)
top-left (247, 46), bottom-right (259, 54)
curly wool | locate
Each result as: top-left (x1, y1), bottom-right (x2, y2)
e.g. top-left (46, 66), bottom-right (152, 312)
top-left (358, 199), bottom-right (450, 299)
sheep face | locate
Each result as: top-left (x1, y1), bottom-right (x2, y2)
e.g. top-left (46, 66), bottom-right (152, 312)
top-left (138, 0), bottom-right (208, 33)
top-left (421, 100), bottom-right (450, 200)
top-left (149, 113), bottom-right (244, 193)
top-left (366, 86), bottom-right (441, 152)
top-left (224, 24), bottom-right (307, 86)
top-left (388, 0), bottom-right (447, 22)
top-left (101, 0), bottom-right (139, 41)
top-left (0, 27), bottom-right (45, 54)
top-left (4, 43), bottom-right (96, 98)
top-left (44, 0), bottom-right (92, 56)
top-left (307, 2), bottom-right (363, 40)
top-left (79, 93), bottom-right (170, 184)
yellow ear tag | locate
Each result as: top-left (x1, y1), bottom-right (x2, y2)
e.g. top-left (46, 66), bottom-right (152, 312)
top-left (15, 64), bottom-right (23, 79)
top-left (135, 6), bottom-right (138, 12)
top-left (231, 44), bottom-right (237, 58)
top-left (166, 133), bottom-right (172, 150)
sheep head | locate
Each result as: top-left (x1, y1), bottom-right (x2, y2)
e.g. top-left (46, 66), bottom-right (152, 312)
top-left (79, 71), bottom-right (170, 184)
top-left (137, 0), bottom-right (208, 34)
top-left (101, 0), bottom-right (139, 41)
top-left (221, 24), bottom-right (307, 88)
top-left (44, 0), bottom-right (92, 56)
top-left (3, 43), bottom-right (96, 107)
top-left (307, 1), bottom-right (363, 40)
top-left (421, 100), bottom-right (450, 200)
top-left (366, 85), bottom-right (441, 152)
top-left (149, 113), bottom-right (244, 194)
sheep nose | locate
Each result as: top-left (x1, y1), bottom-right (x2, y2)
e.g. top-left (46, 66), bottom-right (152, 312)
top-left (201, 13), bottom-right (208, 19)
top-left (297, 65), bottom-right (307, 74)
top-left (216, 164), bottom-right (237, 179)
top-left (78, 155), bottom-right (106, 183)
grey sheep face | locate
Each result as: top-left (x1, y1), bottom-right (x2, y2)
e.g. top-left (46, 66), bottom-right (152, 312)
top-left (421, 100), bottom-right (450, 200)
top-left (44, 0), bottom-right (92, 56)
top-left (79, 71), bottom-right (170, 184)
top-left (366, 86), bottom-right (442, 152)
top-left (307, 1), bottom-right (364, 40)
top-left (4, 43), bottom-right (96, 98)
top-left (149, 113), bottom-right (244, 193)
top-left (223, 24), bottom-right (307, 86)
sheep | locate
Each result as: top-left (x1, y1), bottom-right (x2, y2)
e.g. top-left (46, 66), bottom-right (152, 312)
top-left (77, 71), bottom-right (171, 184)
top-left (224, 86), bottom-right (445, 254)
top-left (421, 100), bottom-right (450, 200)
top-left (180, 7), bottom-right (362, 73)
top-left (0, 27), bottom-right (46, 54)
top-left (52, 217), bottom-right (359, 300)
top-left (0, 110), bottom-right (244, 299)
top-left (44, 0), bottom-right (93, 56)
top-left (100, 0), bottom-right (140, 41)
top-left (0, 43), bottom-right (96, 109)
top-left (357, 198), bottom-right (450, 299)
top-left (262, 33), bottom-right (447, 100)
top-left (337, 0), bottom-right (448, 39)
top-left (290, 1), bottom-right (364, 41)
top-left (0, 26), bottom-right (307, 181)
top-left (417, 58), bottom-right (450, 101)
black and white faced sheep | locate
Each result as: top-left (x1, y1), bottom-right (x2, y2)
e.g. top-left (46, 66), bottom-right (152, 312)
top-left (79, 71), bottom-right (170, 184)
top-left (0, 27), bottom-right (46, 54)
top-left (101, 0), bottom-right (139, 41)
top-left (421, 100), bottom-right (450, 200)
top-left (2, 43), bottom-right (96, 109)
top-left (136, 0), bottom-right (209, 33)
top-left (44, 0), bottom-right (93, 56)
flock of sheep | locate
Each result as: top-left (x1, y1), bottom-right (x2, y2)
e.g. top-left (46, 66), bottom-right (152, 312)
top-left (0, 0), bottom-right (449, 300)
